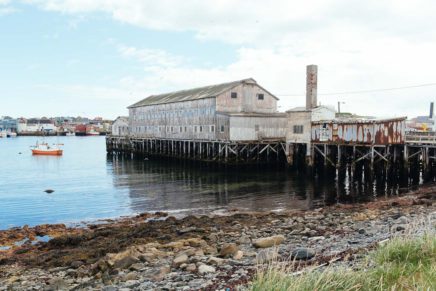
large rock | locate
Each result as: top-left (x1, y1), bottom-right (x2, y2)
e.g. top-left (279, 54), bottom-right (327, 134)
top-left (238, 235), bottom-right (251, 244)
top-left (107, 248), bottom-right (141, 269)
top-left (207, 256), bottom-right (226, 266)
top-left (185, 263), bottom-right (197, 272)
top-left (173, 254), bottom-right (189, 267)
top-left (48, 278), bottom-right (68, 290)
top-left (198, 264), bottom-right (216, 274)
top-left (290, 248), bottom-right (315, 260)
top-left (144, 266), bottom-right (171, 281)
top-left (395, 216), bottom-right (409, 225)
top-left (391, 224), bottom-right (406, 232)
top-left (113, 255), bottom-right (140, 269)
top-left (219, 243), bottom-right (239, 258)
top-left (233, 250), bottom-right (244, 260)
top-left (252, 235), bottom-right (285, 248)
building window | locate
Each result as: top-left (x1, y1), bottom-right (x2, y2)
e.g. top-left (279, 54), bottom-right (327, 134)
top-left (231, 92), bottom-right (237, 99)
top-left (199, 126), bottom-right (203, 132)
top-left (179, 126), bottom-right (182, 132)
top-left (195, 126), bottom-right (198, 133)
top-left (220, 125), bottom-right (225, 132)
top-left (184, 126), bottom-right (187, 132)
top-left (211, 125), bottom-right (215, 132)
top-left (293, 125), bottom-right (304, 134)
top-left (171, 126), bottom-right (174, 132)
top-left (257, 93), bottom-right (264, 100)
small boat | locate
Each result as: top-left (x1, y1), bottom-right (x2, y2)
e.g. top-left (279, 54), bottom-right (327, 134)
top-left (31, 142), bottom-right (63, 156)
top-left (87, 130), bottom-right (100, 136)
top-left (7, 132), bottom-right (17, 138)
top-left (0, 132), bottom-right (7, 138)
top-left (66, 132), bottom-right (75, 136)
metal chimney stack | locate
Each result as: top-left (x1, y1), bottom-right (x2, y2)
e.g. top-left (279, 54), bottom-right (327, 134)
top-left (306, 65), bottom-right (318, 110)
top-left (430, 102), bottom-right (434, 119)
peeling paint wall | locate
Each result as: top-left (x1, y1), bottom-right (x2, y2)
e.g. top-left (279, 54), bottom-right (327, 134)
top-left (311, 119), bottom-right (406, 145)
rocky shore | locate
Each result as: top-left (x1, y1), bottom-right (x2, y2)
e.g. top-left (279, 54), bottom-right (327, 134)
top-left (0, 187), bottom-right (435, 290)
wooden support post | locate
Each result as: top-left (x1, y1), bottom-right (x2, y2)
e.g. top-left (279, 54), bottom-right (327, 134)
top-left (323, 144), bottom-right (327, 166)
top-left (403, 145), bottom-right (408, 165)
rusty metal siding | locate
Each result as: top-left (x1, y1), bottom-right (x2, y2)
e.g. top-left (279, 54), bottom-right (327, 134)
top-left (311, 118), bottom-right (406, 145)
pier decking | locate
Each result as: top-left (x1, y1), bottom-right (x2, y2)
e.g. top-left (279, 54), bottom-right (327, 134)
top-left (106, 137), bottom-right (286, 164)
top-left (106, 130), bottom-right (436, 184)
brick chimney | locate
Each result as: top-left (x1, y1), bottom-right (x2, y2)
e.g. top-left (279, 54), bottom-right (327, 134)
top-left (306, 65), bottom-right (318, 110)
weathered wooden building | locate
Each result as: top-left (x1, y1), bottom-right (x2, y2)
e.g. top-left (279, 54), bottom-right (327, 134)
top-left (107, 78), bottom-right (287, 163)
top-left (128, 78), bottom-right (286, 141)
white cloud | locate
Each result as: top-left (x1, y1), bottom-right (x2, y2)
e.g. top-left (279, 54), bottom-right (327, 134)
top-left (22, 0), bottom-right (436, 118)
top-left (117, 44), bottom-right (184, 68)
top-left (24, 0), bottom-right (436, 45)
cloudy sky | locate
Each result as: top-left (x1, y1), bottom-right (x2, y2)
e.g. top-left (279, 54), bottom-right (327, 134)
top-left (1, 0), bottom-right (436, 119)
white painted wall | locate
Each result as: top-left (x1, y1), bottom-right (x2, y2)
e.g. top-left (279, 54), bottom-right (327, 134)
top-left (311, 106), bottom-right (336, 122)
top-left (286, 110), bottom-right (312, 144)
top-left (228, 115), bottom-right (286, 141)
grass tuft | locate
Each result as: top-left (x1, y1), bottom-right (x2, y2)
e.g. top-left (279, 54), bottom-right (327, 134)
top-left (250, 234), bottom-right (436, 291)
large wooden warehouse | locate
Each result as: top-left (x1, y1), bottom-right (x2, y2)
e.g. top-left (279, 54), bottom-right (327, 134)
top-left (128, 78), bottom-right (286, 142)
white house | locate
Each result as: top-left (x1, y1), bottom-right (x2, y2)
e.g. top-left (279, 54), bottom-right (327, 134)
top-left (112, 116), bottom-right (129, 136)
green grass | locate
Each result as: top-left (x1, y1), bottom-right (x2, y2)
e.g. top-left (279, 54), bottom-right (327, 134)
top-left (250, 235), bottom-right (436, 291)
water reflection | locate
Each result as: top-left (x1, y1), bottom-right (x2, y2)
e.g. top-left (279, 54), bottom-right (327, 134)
top-left (109, 155), bottom-right (315, 215)
top-left (109, 154), bottom-right (429, 216)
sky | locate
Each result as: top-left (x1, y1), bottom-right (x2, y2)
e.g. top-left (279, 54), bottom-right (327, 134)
top-left (1, 0), bottom-right (436, 120)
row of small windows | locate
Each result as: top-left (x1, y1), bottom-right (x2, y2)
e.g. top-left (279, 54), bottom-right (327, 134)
top-left (230, 92), bottom-right (264, 100)
top-left (133, 125), bottom-right (225, 133)
top-left (133, 108), bottom-right (215, 121)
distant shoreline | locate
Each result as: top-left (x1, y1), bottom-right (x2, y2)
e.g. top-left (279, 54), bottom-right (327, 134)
top-left (6, 132), bottom-right (109, 137)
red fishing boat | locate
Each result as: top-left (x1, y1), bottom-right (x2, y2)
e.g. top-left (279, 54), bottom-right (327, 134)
top-left (31, 142), bottom-right (63, 156)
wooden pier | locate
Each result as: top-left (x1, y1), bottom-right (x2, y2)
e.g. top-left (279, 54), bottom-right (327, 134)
top-left (106, 130), bottom-right (436, 184)
top-left (106, 136), bottom-right (286, 164)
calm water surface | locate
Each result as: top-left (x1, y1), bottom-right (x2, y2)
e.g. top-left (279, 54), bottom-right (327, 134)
top-left (0, 136), bottom-right (413, 230)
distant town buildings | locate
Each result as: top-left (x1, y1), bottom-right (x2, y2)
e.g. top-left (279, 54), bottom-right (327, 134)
top-left (0, 116), bottom-right (18, 133)
top-left (0, 116), bottom-right (112, 136)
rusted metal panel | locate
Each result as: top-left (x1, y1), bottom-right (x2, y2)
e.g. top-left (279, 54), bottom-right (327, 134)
top-left (311, 118), bottom-right (406, 145)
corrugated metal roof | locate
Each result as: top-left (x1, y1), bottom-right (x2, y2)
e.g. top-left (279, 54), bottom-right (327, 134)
top-left (128, 78), bottom-right (260, 108)
top-left (312, 116), bottom-right (407, 125)
top-left (286, 105), bottom-right (335, 113)
top-left (286, 107), bottom-right (309, 112)
top-left (217, 111), bottom-right (286, 117)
